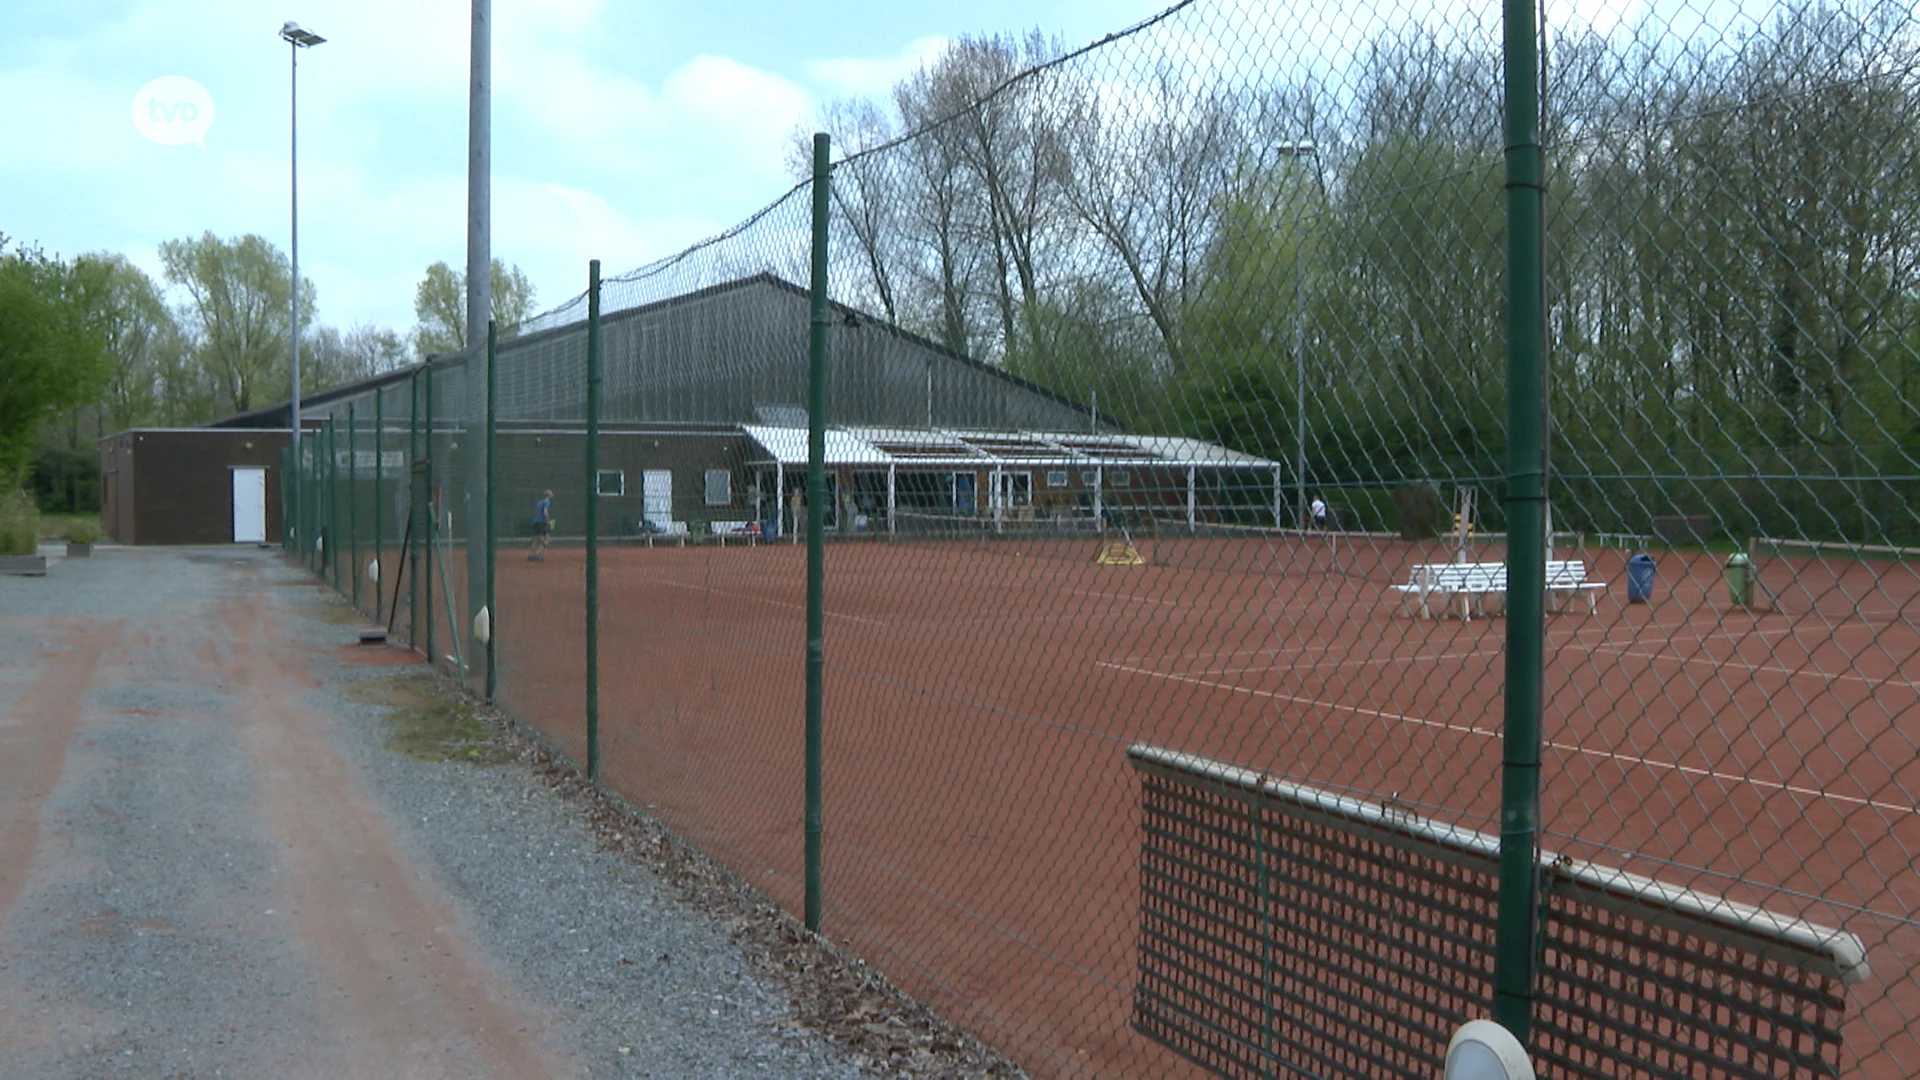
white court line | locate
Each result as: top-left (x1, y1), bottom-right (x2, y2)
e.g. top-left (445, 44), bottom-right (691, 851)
top-left (1197, 648), bottom-right (1504, 678)
top-left (1094, 661), bottom-right (1495, 738)
top-left (1107, 637), bottom-right (1483, 667)
top-left (654, 579), bottom-right (887, 627)
top-left (1067, 588), bottom-right (1184, 607)
top-left (1098, 661), bottom-right (1920, 818)
top-left (1548, 625), bottom-right (1906, 691)
top-left (1593, 645), bottom-right (1908, 692)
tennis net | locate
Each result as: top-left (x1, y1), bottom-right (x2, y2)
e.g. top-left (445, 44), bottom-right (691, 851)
top-left (1748, 537), bottom-right (1920, 625)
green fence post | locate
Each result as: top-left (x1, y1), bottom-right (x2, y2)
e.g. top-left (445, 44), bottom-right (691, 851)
top-left (424, 362), bottom-right (435, 666)
top-left (374, 389), bottom-right (384, 624)
top-left (349, 402), bottom-right (360, 612)
top-left (586, 261), bottom-right (602, 781)
top-left (304, 427), bottom-right (315, 572)
top-left (485, 319), bottom-right (498, 703)
top-left (318, 419), bottom-right (327, 580)
top-left (409, 372), bottom-right (422, 648)
top-left (298, 432), bottom-right (308, 567)
top-left (326, 417), bottom-right (338, 589)
top-left (805, 131), bottom-right (830, 933)
top-left (1496, 0), bottom-right (1547, 1044)
top-left (301, 424), bottom-right (312, 568)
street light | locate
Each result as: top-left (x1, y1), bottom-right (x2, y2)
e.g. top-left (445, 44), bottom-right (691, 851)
top-left (1274, 140), bottom-right (1325, 530)
top-left (281, 21), bottom-right (323, 548)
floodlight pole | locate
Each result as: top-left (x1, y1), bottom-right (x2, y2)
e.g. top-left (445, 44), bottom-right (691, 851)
top-left (281, 22), bottom-right (324, 543)
top-left (465, 0), bottom-right (492, 693)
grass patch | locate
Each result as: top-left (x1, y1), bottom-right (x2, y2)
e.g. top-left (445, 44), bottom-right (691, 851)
top-left (36, 512), bottom-right (100, 542)
top-left (351, 674), bottom-right (512, 765)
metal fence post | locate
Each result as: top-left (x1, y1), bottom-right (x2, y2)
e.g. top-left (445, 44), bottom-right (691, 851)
top-left (409, 371), bottom-right (423, 648)
top-left (348, 402), bottom-right (359, 612)
top-left (805, 131), bottom-right (830, 933)
top-left (586, 261), bottom-right (602, 782)
top-left (374, 389), bottom-right (384, 624)
top-left (485, 319), bottom-right (498, 702)
top-left (1496, 0), bottom-right (1547, 1044)
top-left (305, 427), bottom-right (316, 573)
top-left (326, 417), bottom-right (338, 589)
top-left (424, 363), bottom-right (435, 664)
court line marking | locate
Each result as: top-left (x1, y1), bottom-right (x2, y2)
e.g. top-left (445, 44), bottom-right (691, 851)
top-left (1195, 648), bottom-right (1504, 677)
top-left (1067, 588), bottom-right (1184, 607)
top-left (1592, 644), bottom-right (1909, 693)
top-left (1097, 661), bottom-right (1920, 818)
top-left (653, 579), bottom-right (888, 627)
top-left (1094, 661), bottom-right (1495, 738)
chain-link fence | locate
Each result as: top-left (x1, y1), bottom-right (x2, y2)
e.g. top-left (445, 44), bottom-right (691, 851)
top-left (286, 0), bottom-right (1920, 1075)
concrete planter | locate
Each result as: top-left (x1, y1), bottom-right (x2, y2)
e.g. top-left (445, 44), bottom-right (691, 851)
top-left (0, 555), bottom-right (47, 576)
top-left (66, 541), bottom-right (93, 558)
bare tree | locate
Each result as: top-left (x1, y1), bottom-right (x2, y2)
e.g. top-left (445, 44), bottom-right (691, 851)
top-left (1059, 68), bottom-right (1244, 374)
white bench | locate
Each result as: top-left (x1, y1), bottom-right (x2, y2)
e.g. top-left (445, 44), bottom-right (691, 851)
top-left (708, 520), bottom-right (763, 545)
top-left (1545, 559), bottom-right (1604, 614)
top-left (1396, 562), bottom-right (1507, 620)
top-left (1395, 559), bottom-right (1603, 619)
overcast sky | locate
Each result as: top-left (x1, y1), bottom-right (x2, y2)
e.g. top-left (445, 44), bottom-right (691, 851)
top-left (0, 0), bottom-right (1166, 337)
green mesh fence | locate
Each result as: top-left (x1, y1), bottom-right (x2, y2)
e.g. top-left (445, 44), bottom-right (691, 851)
top-left (284, 0), bottom-right (1920, 1076)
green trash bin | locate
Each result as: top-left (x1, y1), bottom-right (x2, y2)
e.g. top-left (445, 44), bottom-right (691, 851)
top-left (1726, 551), bottom-right (1750, 607)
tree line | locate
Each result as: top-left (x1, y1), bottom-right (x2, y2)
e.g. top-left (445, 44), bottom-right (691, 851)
top-left (803, 1), bottom-right (1920, 541)
top-left (0, 230), bottom-right (534, 515)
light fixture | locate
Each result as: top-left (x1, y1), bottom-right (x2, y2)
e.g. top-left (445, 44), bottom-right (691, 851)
top-left (1445, 1020), bottom-right (1535, 1080)
top-left (279, 21), bottom-right (325, 47)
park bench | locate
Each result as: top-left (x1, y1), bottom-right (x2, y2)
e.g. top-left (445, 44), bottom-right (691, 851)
top-left (708, 520), bottom-right (762, 546)
top-left (1544, 559), bottom-right (1604, 614)
top-left (1395, 558), bottom-right (1603, 619)
top-left (1395, 561), bottom-right (1507, 620)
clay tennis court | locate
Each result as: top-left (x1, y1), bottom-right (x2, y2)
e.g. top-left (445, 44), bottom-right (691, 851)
top-left (473, 532), bottom-right (1920, 1078)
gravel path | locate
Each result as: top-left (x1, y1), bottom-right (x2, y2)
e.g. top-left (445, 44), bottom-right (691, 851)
top-left (0, 545), bottom-right (921, 1079)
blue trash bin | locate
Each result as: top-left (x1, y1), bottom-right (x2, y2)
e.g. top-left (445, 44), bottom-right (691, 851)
top-left (1626, 553), bottom-right (1657, 603)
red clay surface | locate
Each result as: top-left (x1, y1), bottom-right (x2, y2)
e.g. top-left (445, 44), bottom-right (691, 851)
top-left (481, 535), bottom-right (1920, 1078)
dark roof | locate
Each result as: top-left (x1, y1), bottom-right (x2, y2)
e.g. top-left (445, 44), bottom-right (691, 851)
top-left (204, 272), bottom-right (1121, 431)
top-left (203, 362), bottom-right (425, 429)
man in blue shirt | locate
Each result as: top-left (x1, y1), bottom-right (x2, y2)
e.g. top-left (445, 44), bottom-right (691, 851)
top-left (530, 490), bottom-right (553, 561)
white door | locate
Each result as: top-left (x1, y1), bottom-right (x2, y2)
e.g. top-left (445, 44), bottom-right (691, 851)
top-left (232, 467), bottom-right (267, 543)
top-left (643, 470), bottom-right (674, 528)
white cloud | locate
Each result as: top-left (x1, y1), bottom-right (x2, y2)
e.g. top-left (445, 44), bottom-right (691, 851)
top-left (805, 36), bottom-right (949, 100)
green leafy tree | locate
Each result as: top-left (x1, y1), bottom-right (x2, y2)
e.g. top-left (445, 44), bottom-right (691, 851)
top-left (0, 237), bottom-right (111, 495)
top-left (68, 253), bottom-right (178, 433)
top-left (159, 232), bottom-right (312, 416)
top-left (411, 259), bottom-right (536, 357)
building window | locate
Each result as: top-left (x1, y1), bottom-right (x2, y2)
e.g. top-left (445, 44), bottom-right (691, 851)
top-left (597, 469), bottom-right (625, 497)
top-left (1111, 469), bottom-right (1131, 487)
top-left (705, 469), bottom-right (731, 506)
top-left (1080, 469), bottom-right (1099, 486)
top-left (1046, 470), bottom-right (1069, 488)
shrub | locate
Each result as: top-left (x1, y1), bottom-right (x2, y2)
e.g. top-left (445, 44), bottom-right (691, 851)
top-left (62, 519), bottom-right (102, 545)
top-left (0, 495), bottom-right (37, 556)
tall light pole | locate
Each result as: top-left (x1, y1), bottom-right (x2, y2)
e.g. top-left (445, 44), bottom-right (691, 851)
top-left (282, 21), bottom-right (324, 545)
top-left (1275, 140), bottom-right (1324, 529)
top-left (465, 0), bottom-right (492, 691)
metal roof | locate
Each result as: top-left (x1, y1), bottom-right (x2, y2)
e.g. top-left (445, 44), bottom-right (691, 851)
top-left (742, 426), bottom-right (1276, 469)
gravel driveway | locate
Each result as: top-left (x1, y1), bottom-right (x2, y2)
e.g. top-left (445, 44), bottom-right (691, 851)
top-left (0, 546), bottom-right (1011, 1080)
